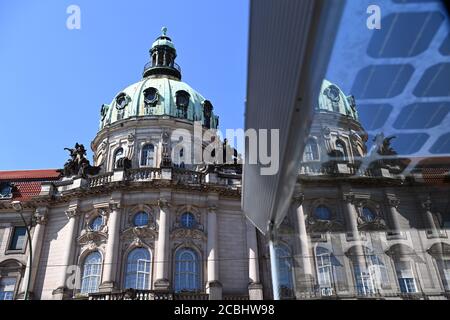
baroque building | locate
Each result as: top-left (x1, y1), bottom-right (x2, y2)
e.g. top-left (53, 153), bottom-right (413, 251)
top-left (1, 29), bottom-right (450, 301)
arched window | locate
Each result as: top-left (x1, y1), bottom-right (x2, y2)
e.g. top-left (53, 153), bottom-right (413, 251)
top-left (303, 139), bottom-right (319, 161)
top-left (133, 212), bottom-right (149, 227)
top-left (174, 248), bottom-right (200, 292)
top-left (352, 247), bottom-right (389, 296)
top-left (176, 90), bottom-right (190, 119)
top-left (203, 100), bottom-right (213, 129)
top-left (315, 247), bottom-right (334, 295)
top-left (335, 140), bottom-right (347, 160)
top-left (365, 248), bottom-right (389, 289)
top-left (314, 205), bottom-right (332, 220)
top-left (141, 144), bottom-right (155, 167)
top-left (275, 244), bottom-right (294, 297)
top-left (113, 148), bottom-right (124, 169)
top-left (124, 248), bottom-right (151, 290)
top-left (89, 216), bottom-right (103, 232)
top-left (180, 213), bottom-right (196, 228)
top-left (436, 258), bottom-right (450, 291)
top-left (80, 251), bottom-right (102, 294)
top-left (394, 260), bottom-right (418, 293)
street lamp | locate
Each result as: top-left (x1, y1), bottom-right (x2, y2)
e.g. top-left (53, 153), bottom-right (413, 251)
top-left (11, 200), bottom-right (33, 301)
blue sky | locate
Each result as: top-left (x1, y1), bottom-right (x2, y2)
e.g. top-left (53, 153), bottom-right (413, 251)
top-left (0, 0), bottom-right (249, 170)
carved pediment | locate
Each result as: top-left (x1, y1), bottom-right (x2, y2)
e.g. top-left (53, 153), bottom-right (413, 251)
top-left (170, 228), bottom-right (206, 241)
top-left (358, 217), bottom-right (387, 231)
top-left (78, 230), bottom-right (107, 246)
top-left (121, 226), bottom-right (157, 241)
top-left (307, 216), bottom-right (344, 233)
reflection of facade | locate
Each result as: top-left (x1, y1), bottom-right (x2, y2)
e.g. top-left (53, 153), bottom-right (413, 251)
top-left (260, 80), bottom-right (450, 300)
top-left (1, 30), bottom-right (450, 301)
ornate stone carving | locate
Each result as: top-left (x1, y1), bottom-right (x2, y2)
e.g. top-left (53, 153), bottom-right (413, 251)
top-left (65, 208), bottom-right (79, 219)
top-left (34, 208), bottom-right (48, 225)
top-left (387, 198), bottom-right (400, 208)
top-left (292, 193), bottom-right (304, 206)
top-left (78, 230), bottom-right (108, 248)
top-left (58, 143), bottom-right (102, 178)
top-left (158, 198), bottom-right (170, 209)
top-left (306, 217), bottom-right (344, 233)
top-left (171, 228), bottom-right (206, 241)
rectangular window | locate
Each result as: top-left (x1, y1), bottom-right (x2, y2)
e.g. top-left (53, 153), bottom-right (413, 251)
top-left (9, 226), bottom-right (27, 251)
top-left (0, 277), bottom-right (16, 300)
top-left (396, 261), bottom-right (417, 293)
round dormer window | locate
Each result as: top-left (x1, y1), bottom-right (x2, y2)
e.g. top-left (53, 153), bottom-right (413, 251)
top-left (144, 87), bottom-right (158, 105)
top-left (325, 85), bottom-right (340, 102)
top-left (116, 92), bottom-right (129, 110)
top-left (176, 90), bottom-right (190, 108)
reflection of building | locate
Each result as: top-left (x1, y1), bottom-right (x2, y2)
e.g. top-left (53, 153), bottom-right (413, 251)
top-left (259, 80), bottom-right (450, 300)
top-left (1, 29), bottom-right (450, 301)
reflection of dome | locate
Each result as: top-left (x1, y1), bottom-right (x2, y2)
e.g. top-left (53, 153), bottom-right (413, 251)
top-left (317, 79), bottom-right (358, 120)
top-left (98, 27), bottom-right (219, 131)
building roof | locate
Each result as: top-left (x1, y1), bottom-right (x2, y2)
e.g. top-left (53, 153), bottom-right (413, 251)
top-left (0, 169), bottom-right (60, 201)
top-left (0, 169), bottom-right (61, 181)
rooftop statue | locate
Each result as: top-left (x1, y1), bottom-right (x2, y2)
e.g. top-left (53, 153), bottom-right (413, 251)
top-left (58, 143), bottom-right (102, 178)
top-left (369, 133), bottom-right (404, 174)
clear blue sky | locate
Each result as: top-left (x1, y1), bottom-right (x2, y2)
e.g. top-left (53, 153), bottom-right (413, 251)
top-left (0, 0), bottom-right (249, 170)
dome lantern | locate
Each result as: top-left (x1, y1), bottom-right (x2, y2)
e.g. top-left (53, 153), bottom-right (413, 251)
top-left (142, 27), bottom-right (182, 80)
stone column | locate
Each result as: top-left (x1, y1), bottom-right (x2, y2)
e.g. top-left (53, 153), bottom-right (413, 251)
top-left (343, 194), bottom-right (365, 294)
top-left (20, 207), bottom-right (47, 299)
top-left (422, 196), bottom-right (438, 236)
top-left (206, 205), bottom-right (222, 299)
top-left (52, 206), bottom-right (79, 300)
top-left (99, 202), bottom-right (121, 291)
top-left (293, 195), bottom-right (314, 293)
top-left (154, 198), bottom-right (170, 290)
top-left (386, 197), bottom-right (402, 237)
top-left (246, 220), bottom-right (263, 300)
top-left (343, 194), bottom-right (360, 240)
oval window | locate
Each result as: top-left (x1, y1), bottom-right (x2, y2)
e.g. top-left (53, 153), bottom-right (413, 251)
top-left (176, 90), bottom-right (190, 108)
top-left (144, 87), bottom-right (158, 105)
top-left (133, 211), bottom-right (149, 227)
top-left (116, 93), bottom-right (129, 110)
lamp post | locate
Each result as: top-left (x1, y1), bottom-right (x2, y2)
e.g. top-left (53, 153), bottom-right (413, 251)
top-left (11, 201), bottom-right (33, 300)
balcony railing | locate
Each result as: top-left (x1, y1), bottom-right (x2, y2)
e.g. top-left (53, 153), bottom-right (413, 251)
top-left (143, 61), bottom-right (182, 78)
top-left (126, 168), bottom-right (162, 181)
top-left (88, 172), bottom-right (113, 188)
top-left (89, 290), bottom-right (209, 300)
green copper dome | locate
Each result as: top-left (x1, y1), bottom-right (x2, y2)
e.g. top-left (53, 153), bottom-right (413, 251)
top-left (99, 28), bottom-right (218, 130)
top-left (99, 77), bottom-right (219, 130)
top-left (317, 79), bottom-right (358, 120)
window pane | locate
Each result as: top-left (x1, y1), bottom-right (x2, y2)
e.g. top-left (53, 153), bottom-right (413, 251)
top-left (80, 252), bottom-right (102, 294)
top-left (0, 278), bottom-right (16, 300)
top-left (9, 227), bottom-right (27, 250)
top-left (174, 249), bottom-right (200, 292)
